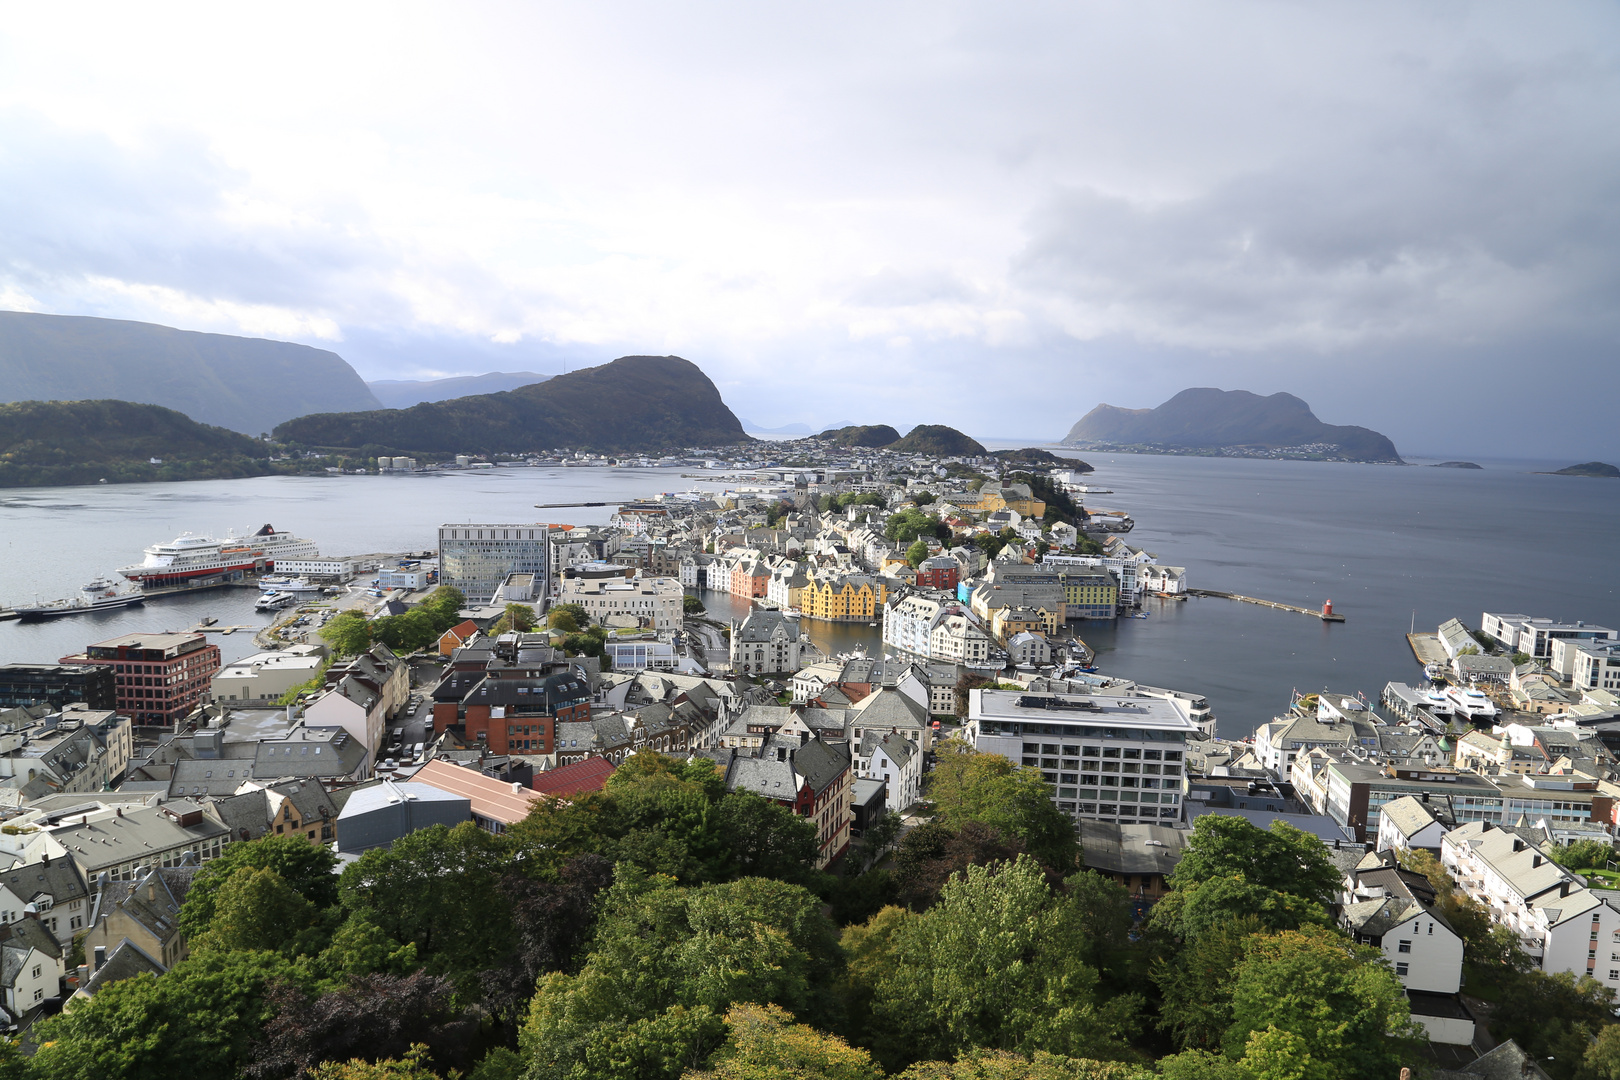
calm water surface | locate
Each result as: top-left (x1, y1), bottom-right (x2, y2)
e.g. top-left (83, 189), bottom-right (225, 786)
top-left (3, 457), bottom-right (1617, 737)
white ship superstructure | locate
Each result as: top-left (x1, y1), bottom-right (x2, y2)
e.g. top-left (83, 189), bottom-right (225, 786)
top-left (117, 524), bottom-right (319, 585)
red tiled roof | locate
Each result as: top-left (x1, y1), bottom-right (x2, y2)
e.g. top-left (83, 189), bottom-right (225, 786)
top-left (413, 759), bottom-right (545, 825)
top-left (532, 756), bottom-right (617, 799)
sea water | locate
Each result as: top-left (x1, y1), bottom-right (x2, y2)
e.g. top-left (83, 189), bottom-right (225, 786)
top-left (1, 456), bottom-right (1616, 737)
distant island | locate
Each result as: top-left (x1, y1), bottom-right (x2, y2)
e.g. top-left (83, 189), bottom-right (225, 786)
top-left (1547, 461), bottom-right (1620, 478)
top-left (1063, 388), bottom-right (1403, 464)
top-left (275, 355), bottom-right (748, 453)
top-left (890, 425), bottom-right (987, 456)
top-left (992, 448), bottom-right (1090, 472)
top-left (0, 400), bottom-right (279, 488)
top-left (367, 371), bottom-right (550, 409)
top-left (0, 310), bottom-right (381, 434)
top-left (816, 424), bottom-right (903, 448)
top-left (806, 423), bottom-right (987, 456)
top-left (1431, 461), bottom-right (1483, 469)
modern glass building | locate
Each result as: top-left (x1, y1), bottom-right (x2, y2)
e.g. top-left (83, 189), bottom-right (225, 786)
top-left (437, 524), bottom-right (550, 604)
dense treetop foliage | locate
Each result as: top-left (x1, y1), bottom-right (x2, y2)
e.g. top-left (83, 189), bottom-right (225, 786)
top-left (15, 748), bottom-right (1602, 1079)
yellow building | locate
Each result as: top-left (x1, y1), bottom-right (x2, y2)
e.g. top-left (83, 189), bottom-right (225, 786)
top-left (953, 482), bottom-right (1046, 520)
top-left (1059, 570), bottom-right (1119, 620)
top-left (992, 605), bottom-right (1048, 644)
top-left (801, 573), bottom-right (889, 622)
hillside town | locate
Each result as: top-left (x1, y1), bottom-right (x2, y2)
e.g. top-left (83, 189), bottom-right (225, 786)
top-left (0, 439), bottom-right (1615, 1079)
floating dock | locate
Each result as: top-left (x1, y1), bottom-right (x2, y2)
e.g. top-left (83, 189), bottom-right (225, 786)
top-left (1187, 589), bottom-right (1345, 621)
top-left (533, 501), bottom-right (616, 509)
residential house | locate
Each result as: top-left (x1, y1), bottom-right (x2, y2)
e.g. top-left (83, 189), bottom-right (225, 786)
top-left (0, 917), bottom-right (62, 1023)
top-left (1375, 794), bottom-right (1454, 855)
top-left (1442, 821), bottom-right (1620, 987)
top-left (81, 864), bottom-right (193, 974)
top-left (730, 610), bottom-right (808, 676)
top-left (855, 732), bottom-right (921, 812)
top-left (0, 857), bottom-right (89, 948)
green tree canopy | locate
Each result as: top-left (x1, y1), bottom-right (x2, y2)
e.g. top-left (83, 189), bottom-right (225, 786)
top-left (321, 610), bottom-right (373, 656)
top-left (886, 509), bottom-right (946, 544)
top-left (519, 870), bottom-right (843, 1080)
top-left (1221, 925), bottom-right (1422, 1079)
top-left (179, 834), bottom-right (340, 941)
top-left (196, 865), bottom-right (320, 955)
top-left (1168, 816), bottom-right (1340, 908)
top-left (337, 821), bottom-right (516, 999)
top-left (31, 950), bottom-right (311, 1080)
top-left (856, 855), bottom-right (1140, 1072)
top-left (925, 742), bottom-right (1077, 870)
top-left (906, 539), bottom-right (931, 568)
top-left (684, 594), bottom-right (706, 615)
top-left (508, 753), bottom-right (817, 886)
top-left (687, 1003), bottom-right (883, 1080)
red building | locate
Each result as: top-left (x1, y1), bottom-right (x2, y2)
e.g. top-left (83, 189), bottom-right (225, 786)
top-left (430, 669), bottom-right (591, 755)
top-left (914, 554), bottom-right (961, 592)
top-left (61, 632), bottom-right (221, 726)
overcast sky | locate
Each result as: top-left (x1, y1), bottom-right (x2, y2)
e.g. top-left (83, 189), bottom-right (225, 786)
top-left (1, 3), bottom-right (1616, 457)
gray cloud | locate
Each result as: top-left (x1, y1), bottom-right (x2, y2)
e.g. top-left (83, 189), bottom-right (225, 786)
top-left (0, 4), bottom-right (1615, 457)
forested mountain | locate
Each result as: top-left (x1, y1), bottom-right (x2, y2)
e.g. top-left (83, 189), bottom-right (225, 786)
top-left (0, 311), bottom-right (381, 434)
top-left (275, 355), bottom-right (748, 453)
top-left (1064, 388), bottom-right (1402, 463)
top-left (0, 399), bottom-right (275, 487)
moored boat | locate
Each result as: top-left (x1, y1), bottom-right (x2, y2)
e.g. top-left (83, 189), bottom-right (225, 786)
top-left (14, 578), bottom-right (147, 620)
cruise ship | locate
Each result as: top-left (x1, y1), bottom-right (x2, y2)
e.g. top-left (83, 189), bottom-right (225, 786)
top-left (117, 524), bottom-right (320, 586)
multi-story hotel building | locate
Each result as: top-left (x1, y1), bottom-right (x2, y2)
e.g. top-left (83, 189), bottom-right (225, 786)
top-left (965, 688), bottom-right (1199, 824)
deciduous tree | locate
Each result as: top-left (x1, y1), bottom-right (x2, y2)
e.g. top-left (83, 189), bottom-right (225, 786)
top-left (180, 834), bottom-right (340, 941)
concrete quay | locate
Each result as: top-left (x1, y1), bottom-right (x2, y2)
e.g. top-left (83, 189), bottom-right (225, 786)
top-left (1186, 588), bottom-right (1346, 622)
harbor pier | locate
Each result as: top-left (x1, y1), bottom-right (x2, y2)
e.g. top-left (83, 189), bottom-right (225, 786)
top-left (1186, 589), bottom-right (1346, 622)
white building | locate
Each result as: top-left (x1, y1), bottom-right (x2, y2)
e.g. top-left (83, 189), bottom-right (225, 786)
top-left (883, 595), bottom-right (943, 658)
top-left (1482, 613), bottom-right (1617, 660)
top-left (1006, 631), bottom-right (1052, 666)
top-left (1568, 642), bottom-right (1620, 693)
top-left (1375, 795), bottom-right (1452, 855)
top-left (856, 732), bottom-right (921, 812)
top-left (437, 523), bottom-right (550, 605)
top-left (1341, 858), bottom-right (1471, 1045)
top-left (1442, 821), bottom-right (1620, 987)
top-left (931, 611), bottom-right (992, 664)
top-left (557, 565), bottom-right (684, 632)
top-left (210, 646), bottom-right (325, 705)
top-left (966, 688), bottom-right (1198, 824)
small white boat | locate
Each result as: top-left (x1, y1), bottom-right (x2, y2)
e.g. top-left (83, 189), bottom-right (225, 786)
top-left (255, 591), bottom-right (297, 611)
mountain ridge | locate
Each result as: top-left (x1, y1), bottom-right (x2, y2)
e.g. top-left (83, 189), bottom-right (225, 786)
top-left (275, 355), bottom-right (747, 453)
top-left (1064, 388), bottom-right (1402, 463)
top-left (368, 371), bottom-right (551, 409)
top-left (0, 311), bottom-right (381, 434)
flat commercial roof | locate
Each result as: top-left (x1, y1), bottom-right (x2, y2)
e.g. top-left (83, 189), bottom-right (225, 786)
top-left (969, 689), bottom-right (1199, 733)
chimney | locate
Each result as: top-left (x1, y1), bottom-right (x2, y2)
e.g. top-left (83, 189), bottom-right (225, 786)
top-left (93, 945), bottom-right (106, 973)
top-left (1513, 839), bottom-right (1525, 852)
top-left (116, 807), bottom-right (123, 818)
top-left (1561, 881), bottom-right (1572, 897)
top-left (511, 782), bottom-right (523, 794)
top-left (1533, 855), bottom-right (1543, 868)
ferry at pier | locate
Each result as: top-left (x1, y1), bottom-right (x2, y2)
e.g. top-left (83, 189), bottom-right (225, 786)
top-left (14, 578), bottom-right (147, 620)
top-left (117, 524), bottom-right (319, 586)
